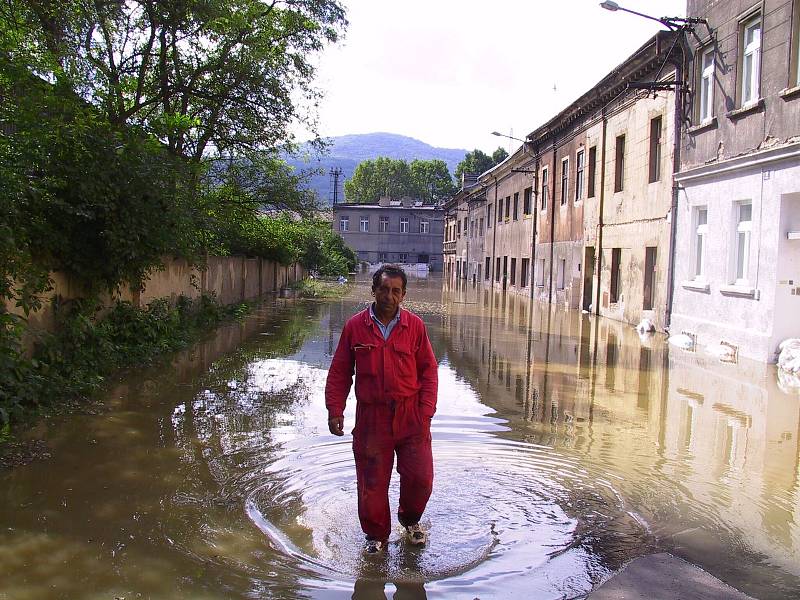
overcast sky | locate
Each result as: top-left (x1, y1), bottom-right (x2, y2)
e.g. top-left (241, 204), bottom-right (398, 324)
top-left (302, 0), bottom-right (687, 154)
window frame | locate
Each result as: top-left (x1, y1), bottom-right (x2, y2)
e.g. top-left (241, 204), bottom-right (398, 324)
top-left (740, 15), bottom-right (762, 107)
top-left (360, 215), bottom-right (369, 233)
top-left (399, 252), bottom-right (408, 263)
top-left (523, 187), bottom-right (532, 215)
top-left (560, 157), bottom-right (569, 206)
top-left (400, 217), bottom-right (409, 233)
top-left (541, 167), bottom-right (549, 211)
top-left (513, 192), bottom-right (519, 220)
top-left (698, 45), bottom-right (715, 122)
top-left (694, 207), bottom-right (708, 280)
top-left (419, 219), bottom-right (429, 234)
top-left (733, 202), bottom-right (752, 285)
top-left (575, 149), bottom-right (585, 201)
top-left (339, 215), bottom-right (349, 232)
top-left (614, 134), bottom-right (625, 193)
top-left (587, 146), bottom-right (597, 198)
top-left (649, 116), bottom-right (662, 183)
top-left (379, 215), bottom-right (389, 232)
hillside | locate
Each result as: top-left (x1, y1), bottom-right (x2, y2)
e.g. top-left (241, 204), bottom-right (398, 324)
top-left (284, 132), bottom-right (469, 205)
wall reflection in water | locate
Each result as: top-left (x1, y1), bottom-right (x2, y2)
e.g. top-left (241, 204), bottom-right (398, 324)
top-left (440, 279), bottom-right (799, 596)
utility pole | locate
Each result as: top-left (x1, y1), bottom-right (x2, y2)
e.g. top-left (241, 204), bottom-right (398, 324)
top-left (329, 167), bottom-right (343, 204)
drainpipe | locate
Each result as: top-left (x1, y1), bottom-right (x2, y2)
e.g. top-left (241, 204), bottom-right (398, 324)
top-left (529, 147), bottom-right (540, 300)
top-left (491, 174), bottom-right (499, 289)
top-left (665, 34), bottom-right (688, 331)
top-left (594, 109), bottom-right (608, 316)
top-left (548, 141), bottom-right (557, 305)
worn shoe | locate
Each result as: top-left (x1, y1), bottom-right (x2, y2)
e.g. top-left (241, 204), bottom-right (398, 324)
top-left (364, 538), bottom-right (386, 554)
top-left (405, 523), bottom-right (427, 546)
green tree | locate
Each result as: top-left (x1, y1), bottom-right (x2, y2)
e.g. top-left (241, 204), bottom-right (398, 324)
top-left (454, 147), bottom-right (509, 184)
top-left (410, 159), bottom-right (456, 204)
top-left (344, 157), bottom-right (414, 203)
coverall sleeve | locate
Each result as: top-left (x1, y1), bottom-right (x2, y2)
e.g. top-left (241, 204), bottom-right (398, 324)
top-left (325, 320), bottom-right (354, 418)
top-left (416, 325), bottom-right (438, 419)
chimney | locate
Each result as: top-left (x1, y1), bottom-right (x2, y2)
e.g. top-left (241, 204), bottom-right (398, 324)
top-left (378, 196), bottom-right (390, 207)
top-left (462, 172), bottom-right (478, 188)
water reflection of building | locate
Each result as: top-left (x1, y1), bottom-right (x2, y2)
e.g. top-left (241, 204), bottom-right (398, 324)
top-left (440, 283), bottom-right (800, 593)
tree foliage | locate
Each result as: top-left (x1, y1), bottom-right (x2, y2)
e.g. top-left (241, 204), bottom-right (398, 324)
top-left (454, 147), bottom-right (509, 184)
top-left (343, 157), bottom-right (455, 204)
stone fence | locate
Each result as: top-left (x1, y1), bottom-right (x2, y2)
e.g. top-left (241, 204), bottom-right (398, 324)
top-left (5, 256), bottom-right (305, 336)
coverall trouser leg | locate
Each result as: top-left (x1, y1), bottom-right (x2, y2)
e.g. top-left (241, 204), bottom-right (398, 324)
top-left (352, 405), bottom-right (433, 541)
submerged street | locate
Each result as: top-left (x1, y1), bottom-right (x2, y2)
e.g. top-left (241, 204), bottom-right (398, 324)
top-left (1, 276), bottom-right (798, 599)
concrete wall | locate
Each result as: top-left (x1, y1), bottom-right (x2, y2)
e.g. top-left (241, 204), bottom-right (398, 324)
top-left (5, 256), bottom-right (304, 338)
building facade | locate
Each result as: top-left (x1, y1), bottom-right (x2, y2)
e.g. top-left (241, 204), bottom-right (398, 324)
top-left (333, 198), bottom-right (444, 271)
top-left (671, 0), bottom-right (800, 362)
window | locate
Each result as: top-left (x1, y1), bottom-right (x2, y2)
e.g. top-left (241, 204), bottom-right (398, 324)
top-left (513, 193), bottom-right (519, 220)
top-left (523, 187), bottom-right (532, 215)
top-left (794, 4), bottom-right (800, 87)
top-left (497, 200), bottom-right (503, 223)
top-left (340, 216), bottom-right (349, 232)
top-left (541, 167), bottom-right (549, 210)
top-left (536, 258), bottom-right (546, 286)
top-left (400, 217), bottom-right (409, 233)
top-left (694, 208), bottom-right (708, 279)
top-left (557, 259), bottom-right (565, 290)
top-left (487, 204), bottom-right (493, 228)
top-left (698, 46), bottom-right (715, 122)
top-left (469, 220), bottom-right (474, 238)
top-left (485, 257), bottom-right (490, 280)
top-left (643, 247), bottom-right (657, 310)
top-left (649, 117), bottom-right (662, 183)
top-left (463, 217), bottom-right (468, 234)
top-left (521, 258), bottom-right (530, 287)
top-left (614, 135), bottom-right (625, 192)
top-left (741, 16), bottom-right (761, 106)
top-left (734, 202), bottom-right (752, 284)
top-left (379, 216), bottom-right (389, 232)
top-left (419, 254), bottom-right (429, 263)
top-left (505, 196), bottom-right (511, 220)
top-left (610, 248), bottom-right (621, 303)
top-left (496, 257), bottom-right (501, 282)
top-left (560, 157), bottom-right (569, 205)
top-left (588, 146), bottom-right (597, 198)
top-left (575, 149), bottom-right (585, 201)
top-left (510, 258), bottom-right (517, 286)
top-left (479, 217), bottom-right (484, 236)
top-left (420, 219), bottom-right (429, 234)
top-left (378, 252), bottom-right (387, 262)
top-left (399, 253), bottom-right (408, 263)
top-left (360, 216), bottom-right (369, 232)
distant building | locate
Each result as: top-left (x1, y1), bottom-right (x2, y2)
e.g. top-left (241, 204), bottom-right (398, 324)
top-left (671, 0), bottom-right (800, 362)
top-left (333, 197), bottom-right (444, 271)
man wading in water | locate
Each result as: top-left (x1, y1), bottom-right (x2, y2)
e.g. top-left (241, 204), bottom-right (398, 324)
top-left (325, 264), bottom-right (438, 554)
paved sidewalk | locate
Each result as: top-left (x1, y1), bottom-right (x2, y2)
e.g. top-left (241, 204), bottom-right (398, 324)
top-left (588, 553), bottom-right (757, 600)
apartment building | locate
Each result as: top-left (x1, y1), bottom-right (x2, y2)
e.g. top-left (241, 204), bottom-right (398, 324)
top-left (333, 197), bottom-right (444, 271)
top-left (671, 0), bottom-right (800, 362)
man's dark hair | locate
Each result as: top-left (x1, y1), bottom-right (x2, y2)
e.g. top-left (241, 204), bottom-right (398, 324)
top-left (372, 264), bottom-right (407, 291)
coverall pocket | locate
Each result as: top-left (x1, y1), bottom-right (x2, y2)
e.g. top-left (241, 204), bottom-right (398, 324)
top-left (352, 344), bottom-right (377, 376)
top-left (392, 342), bottom-right (417, 380)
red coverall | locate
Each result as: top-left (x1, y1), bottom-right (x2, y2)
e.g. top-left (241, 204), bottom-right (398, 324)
top-left (325, 307), bottom-right (438, 541)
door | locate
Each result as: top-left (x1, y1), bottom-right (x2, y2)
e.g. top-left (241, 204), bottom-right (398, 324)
top-left (583, 247), bottom-right (595, 311)
top-left (643, 246), bottom-right (657, 310)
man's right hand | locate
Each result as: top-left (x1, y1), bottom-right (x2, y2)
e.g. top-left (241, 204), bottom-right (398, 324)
top-left (328, 416), bottom-right (344, 436)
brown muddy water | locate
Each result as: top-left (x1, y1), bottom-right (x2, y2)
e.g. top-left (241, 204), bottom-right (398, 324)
top-left (1, 276), bottom-right (798, 599)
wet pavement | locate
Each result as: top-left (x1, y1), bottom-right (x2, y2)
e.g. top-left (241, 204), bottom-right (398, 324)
top-left (0, 275), bottom-right (798, 599)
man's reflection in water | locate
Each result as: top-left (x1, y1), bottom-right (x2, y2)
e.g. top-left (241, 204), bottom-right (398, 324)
top-left (352, 578), bottom-right (427, 600)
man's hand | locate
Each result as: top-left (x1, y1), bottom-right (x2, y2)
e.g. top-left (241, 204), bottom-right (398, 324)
top-left (328, 416), bottom-right (344, 436)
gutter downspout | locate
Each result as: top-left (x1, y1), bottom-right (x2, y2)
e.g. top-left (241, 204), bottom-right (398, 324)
top-left (665, 36), bottom-right (688, 331)
top-left (530, 146), bottom-right (540, 300)
top-left (491, 175), bottom-right (499, 289)
top-left (595, 109), bottom-right (608, 316)
top-left (548, 141), bottom-right (557, 305)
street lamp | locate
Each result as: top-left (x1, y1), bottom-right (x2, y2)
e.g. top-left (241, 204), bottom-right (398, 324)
top-left (491, 131), bottom-right (527, 143)
top-left (599, 1), bottom-right (707, 31)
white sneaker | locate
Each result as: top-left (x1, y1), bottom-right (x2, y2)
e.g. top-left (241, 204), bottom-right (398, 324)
top-left (364, 538), bottom-right (386, 554)
top-left (405, 523), bottom-right (427, 546)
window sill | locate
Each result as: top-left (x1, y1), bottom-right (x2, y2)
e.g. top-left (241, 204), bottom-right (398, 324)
top-left (688, 117), bottom-right (718, 134)
top-left (726, 98), bottom-right (764, 121)
top-left (719, 284), bottom-right (758, 299)
top-left (681, 279), bottom-right (710, 293)
top-left (779, 85), bottom-right (800, 100)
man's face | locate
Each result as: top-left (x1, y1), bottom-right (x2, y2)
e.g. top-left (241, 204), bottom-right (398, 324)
top-left (373, 274), bottom-right (406, 314)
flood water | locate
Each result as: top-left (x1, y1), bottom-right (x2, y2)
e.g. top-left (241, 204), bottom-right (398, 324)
top-left (1, 276), bottom-right (798, 599)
